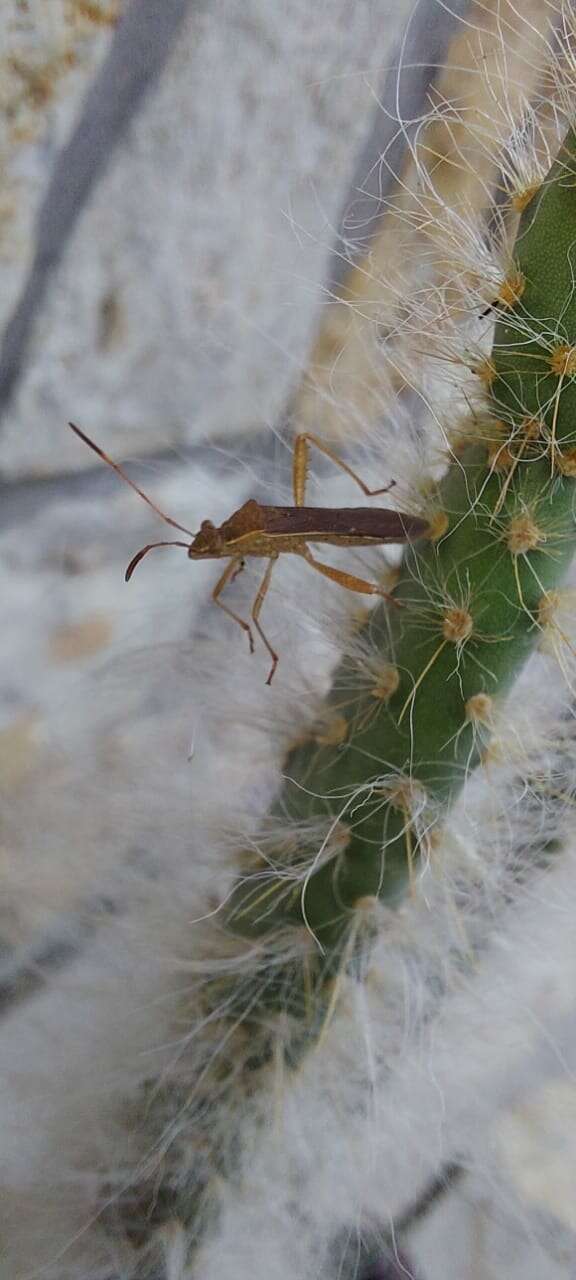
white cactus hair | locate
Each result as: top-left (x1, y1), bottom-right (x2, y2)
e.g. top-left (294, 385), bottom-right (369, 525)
top-left (5, 3), bottom-right (576, 1278)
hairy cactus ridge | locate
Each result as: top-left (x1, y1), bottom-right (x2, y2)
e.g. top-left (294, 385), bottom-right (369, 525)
top-left (223, 130), bottom-right (576, 965)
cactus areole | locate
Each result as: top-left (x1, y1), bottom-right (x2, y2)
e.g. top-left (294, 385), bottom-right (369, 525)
top-left (225, 130), bottom-right (576, 954)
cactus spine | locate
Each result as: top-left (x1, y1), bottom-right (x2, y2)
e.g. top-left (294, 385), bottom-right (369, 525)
top-left (223, 130), bottom-right (576, 974)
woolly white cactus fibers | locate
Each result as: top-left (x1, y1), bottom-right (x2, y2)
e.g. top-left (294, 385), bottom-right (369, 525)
top-left (4, 2), bottom-right (576, 1279)
top-left (2, 716), bottom-right (576, 1279)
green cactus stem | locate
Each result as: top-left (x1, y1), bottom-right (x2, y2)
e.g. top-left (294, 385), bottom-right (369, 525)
top-left (223, 129), bottom-right (576, 963)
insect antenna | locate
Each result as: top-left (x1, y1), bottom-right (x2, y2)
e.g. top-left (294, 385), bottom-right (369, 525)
top-left (125, 541), bottom-right (190, 581)
top-left (68, 422), bottom-right (195, 537)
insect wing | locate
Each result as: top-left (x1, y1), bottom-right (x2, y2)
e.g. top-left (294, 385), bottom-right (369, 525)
top-left (263, 505), bottom-right (428, 543)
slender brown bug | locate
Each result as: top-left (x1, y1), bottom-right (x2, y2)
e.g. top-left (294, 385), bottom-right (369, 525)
top-left (69, 423), bottom-right (428, 684)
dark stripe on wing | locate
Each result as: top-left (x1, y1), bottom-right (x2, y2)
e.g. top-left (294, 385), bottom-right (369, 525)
top-left (263, 506), bottom-right (428, 542)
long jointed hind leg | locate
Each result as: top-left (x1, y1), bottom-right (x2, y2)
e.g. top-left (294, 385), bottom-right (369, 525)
top-left (299, 545), bottom-right (397, 601)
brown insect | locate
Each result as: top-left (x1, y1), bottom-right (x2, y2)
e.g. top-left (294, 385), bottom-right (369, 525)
top-left (69, 423), bottom-right (428, 684)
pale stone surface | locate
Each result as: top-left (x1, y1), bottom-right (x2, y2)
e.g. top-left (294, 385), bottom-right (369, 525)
top-left (0, 458), bottom-right (249, 744)
top-left (497, 1081), bottom-right (576, 1232)
top-left (0, 0), bottom-right (417, 475)
top-left (0, 0), bottom-right (121, 320)
top-left (409, 1064), bottom-right (576, 1277)
top-left (412, 1176), bottom-right (575, 1280)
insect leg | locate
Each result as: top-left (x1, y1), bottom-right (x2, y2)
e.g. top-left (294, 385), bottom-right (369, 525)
top-left (299, 546), bottom-right (399, 602)
top-left (230, 558), bottom-right (246, 584)
top-left (292, 432), bottom-right (396, 504)
top-left (292, 433), bottom-right (310, 506)
top-left (251, 554), bottom-right (279, 685)
top-left (212, 557), bottom-right (255, 653)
